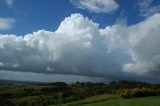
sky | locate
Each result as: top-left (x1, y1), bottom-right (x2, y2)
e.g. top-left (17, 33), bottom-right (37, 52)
top-left (0, 0), bottom-right (160, 83)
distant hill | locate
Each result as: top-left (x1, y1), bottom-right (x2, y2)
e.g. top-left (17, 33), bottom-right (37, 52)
top-left (0, 79), bottom-right (43, 84)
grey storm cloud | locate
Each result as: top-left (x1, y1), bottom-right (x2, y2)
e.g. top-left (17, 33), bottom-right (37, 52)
top-left (0, 13), bottom-right (160, 82)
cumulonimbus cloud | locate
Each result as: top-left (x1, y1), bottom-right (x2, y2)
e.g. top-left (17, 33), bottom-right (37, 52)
top-left (0, 14), bottom-right (129, 80)
top-left (101, 13), bottom-right (160, 76)
top-left (123, 13), bottom-right (160, 76)
top-left (0, 13), bottom-right (160, 81)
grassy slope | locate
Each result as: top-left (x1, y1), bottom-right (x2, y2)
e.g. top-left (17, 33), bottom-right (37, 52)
top-left (81, 94), bottom-right (119, 102)
top-left (80, 96), bottom-right (160, 106)
top-left (50, 94), bottom-right (119, 106)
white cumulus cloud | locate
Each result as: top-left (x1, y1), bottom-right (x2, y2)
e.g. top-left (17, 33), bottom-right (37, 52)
top-left (138, 0), bottom-right (160, 17)
top-left (70, 0), bottom-right (119, 13)
top-left (0, 14), bottom-right (129, 80)
top-left (0, 13), bottom-right (160, 82)
top-left (5, 0), bottom-right (14, 6)
top-left (0, 18), bottom-right (15, 30)
top-left (123, 13), bottom-right (160, 75)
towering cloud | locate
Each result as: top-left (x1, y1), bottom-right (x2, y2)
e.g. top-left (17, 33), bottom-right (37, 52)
top-left (100, 13), bottom-right (160, 77)
top-left (0, 14), bottom-right (127, 80)
top-left (0, 13), bottom-right (160, 82)
top-left (123, 13), bottom-right (160, 76)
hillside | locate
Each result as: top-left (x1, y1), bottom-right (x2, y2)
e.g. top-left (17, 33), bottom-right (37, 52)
top-left (0, 80), bottom-right (160, 106)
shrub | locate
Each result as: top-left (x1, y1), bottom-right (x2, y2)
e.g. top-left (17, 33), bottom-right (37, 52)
top-left (121, 87), bottom-right (160, 98)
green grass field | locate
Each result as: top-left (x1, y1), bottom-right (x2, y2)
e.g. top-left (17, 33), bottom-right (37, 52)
top-left (80, 96), bottom-right (160, 106)
top-left (50, 94), bottom-right (119, 106)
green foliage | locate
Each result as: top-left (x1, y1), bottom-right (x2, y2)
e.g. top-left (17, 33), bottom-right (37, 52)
top-left (0, 80), bottom-right (160, 106)
top-left (0, 97), bottom-right (15, 106)
top-left (121, 87), bottom-right (160, 98)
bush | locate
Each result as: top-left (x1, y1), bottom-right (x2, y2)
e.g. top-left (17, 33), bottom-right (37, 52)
top-left (121, 87), bottom-right (160, 98)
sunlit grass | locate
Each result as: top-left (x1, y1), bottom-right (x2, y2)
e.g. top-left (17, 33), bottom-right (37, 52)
top-left (80, 96), bottom-right (160, 106)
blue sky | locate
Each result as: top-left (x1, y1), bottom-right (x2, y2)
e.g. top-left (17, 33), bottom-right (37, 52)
top-left (0, 0), bottom-right (151, 35)
top-left (0, 0), bottom-right (160, 82)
